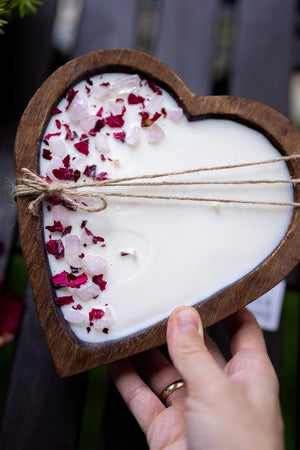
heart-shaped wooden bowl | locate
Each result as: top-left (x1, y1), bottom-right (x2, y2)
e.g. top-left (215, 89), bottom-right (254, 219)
top-left (15, 48), bottom-right (300, 376)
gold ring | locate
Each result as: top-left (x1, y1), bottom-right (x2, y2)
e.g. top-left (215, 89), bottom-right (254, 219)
top-left (159, 379), bottom-right (186, 402)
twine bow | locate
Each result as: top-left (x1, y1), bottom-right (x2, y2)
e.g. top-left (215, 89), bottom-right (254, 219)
top-left (13, 168), bottom-right (108, 216)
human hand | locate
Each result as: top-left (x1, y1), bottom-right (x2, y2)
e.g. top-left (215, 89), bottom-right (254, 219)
top-left (109, 307), bottom-right (284, 450)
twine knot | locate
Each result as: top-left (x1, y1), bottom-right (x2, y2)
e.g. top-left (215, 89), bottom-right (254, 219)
top-left (13, 168), bottom-right (107, 216)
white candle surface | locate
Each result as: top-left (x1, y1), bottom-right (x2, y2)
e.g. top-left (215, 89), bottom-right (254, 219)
top-left (40, 73), bottom-right (293, 343)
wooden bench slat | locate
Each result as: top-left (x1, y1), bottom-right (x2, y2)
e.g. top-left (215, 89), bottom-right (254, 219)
top-left (72, 0), bottom-right (140, 57)
top-left (0, 133), bottom-right (17, 282)
top-left (0, 286), bottom-right (87, 450)
top-left (230, 0), bottom-right (296, 115)
top-left (154, 0), bottom-right (221, 95)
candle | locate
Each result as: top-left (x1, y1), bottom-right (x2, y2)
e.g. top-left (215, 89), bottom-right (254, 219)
top-left (40, 73), bottom-right (293, 343)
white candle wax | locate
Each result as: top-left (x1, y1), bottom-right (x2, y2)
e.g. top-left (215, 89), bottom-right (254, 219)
top-left (40, 73), bottom-right (293, 343)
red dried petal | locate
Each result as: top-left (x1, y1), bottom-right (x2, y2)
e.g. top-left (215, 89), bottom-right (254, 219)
top-left (81, 220), bottom-right (87, 229)
top-left (113, 131), bottom-right (126, 142)
top-left (46, 195), bottom-right (62, 206)
top-left (104, 114), bottom-right (124, 128)
top-left (128, 93), bottom-right (145, 105)
top-left (84, 165), bottom-right (97, 178)
top-left (89, 308), bottom-right (105, 321)
top-left (44, 132), bottom-right (61, 142)
top-left (53, 167), bottom-right (75, 181)
top-left (72, 304), bottom-right (83, 310)
top-left (66, 88), bottom-right (79, 110)
top-left (55, 295), bottom-right (74, 306)
top-left (61, 225), bottom-right (72, 236)
top-left (147, 80), bottom-right (162, 94)
top-left (73, 170), bottom-right (81, 183)
top-left (74, 139), bottom-right (89, 155)
top-left (63, 123), bottom-right (78, 141)
top-left (45, 221), bottom-right (64, 233)
top-left (151, 112), bottom-right (161, 122)
top-left (51, 106), bottom-right (62, 115)
top-left (94, 171), bottom-right (108, 181)
top-left (55, 119), bottom-right (62, 129)
top-left (63, 154), bottom-right (70, 168)
top-left (92, 235), bottom-right (105, 244)
top-left (96, 106), bottom-right (103, 117)
top-left (42, 148), bottom-right (52, 160)
top-left (92, 274), bottom-right (107, 291)
top-left (93, 119), bottom-right (105, 133)
top-left (46, 239), bottom-right (64, 259)
top-left (52, 271), bottom-right (69, 287)
top-left (67, 272), bottom-right (88, 288)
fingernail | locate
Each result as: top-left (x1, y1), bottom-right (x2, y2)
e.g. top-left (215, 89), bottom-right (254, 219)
top-left (177, 308), bottom-right (200, 334)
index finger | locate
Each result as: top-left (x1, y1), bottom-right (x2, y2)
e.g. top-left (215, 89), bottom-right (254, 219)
top-left (224, 307), bottom-right (267, 356)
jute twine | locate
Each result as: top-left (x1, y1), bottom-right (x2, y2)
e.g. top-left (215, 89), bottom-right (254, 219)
top-left (13, 155), bottom-right (300, 216)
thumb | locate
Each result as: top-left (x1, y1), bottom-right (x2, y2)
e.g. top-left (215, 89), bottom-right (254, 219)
top-left (167, 307), bottom-right (225, 398)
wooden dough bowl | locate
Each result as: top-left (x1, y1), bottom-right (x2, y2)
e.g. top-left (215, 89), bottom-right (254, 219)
top-left (15, 48), bottom-right (300, 376)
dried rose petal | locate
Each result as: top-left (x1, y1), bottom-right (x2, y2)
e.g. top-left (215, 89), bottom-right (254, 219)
top-left (89, 308), bottom-right (105, 322)
top-left (74, 139), bottom-right (89, 155)
top-left (42, 149), bottom-right (52, 160)
top-left (67, 272), bottom-right (88, 288)
top-left (46, 239), bottom-right (64, 259)
top-left (147, 80), bottom-right (162, 94)
top-left (55, 295), bottom-right (74, 306)
top-left (44, 132), bottom-right (61, 143)
top-left (65, 88), bottom-right (78, 111)
top-left (52, 106), bottom-right (62, 115)
top-left (105, 114), bottom-right (124, 128)
top-left (93, 307), bottom-right (113, 329)
top-left (84, 165), bottom-right (97, 178)
top-left (61, 225), bottom-right (72, 237)
top-left (52, 271), bottom-right (68, 287)
top-left (63, 123), bottom-right (78, 141)
top-left (128, 93), bottom-right (145, 105)
top-left (113, 131), bottom-right (126, 142)
top-left (52, 166), bottom-right (76, 181)
top-left (45, 221), bottom-right (64, 233)
top-left (92, 274), bottom-right (107, 291)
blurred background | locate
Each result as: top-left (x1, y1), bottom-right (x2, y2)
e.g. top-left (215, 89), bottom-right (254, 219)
top-left (1, 0), bottom-right (300, 449)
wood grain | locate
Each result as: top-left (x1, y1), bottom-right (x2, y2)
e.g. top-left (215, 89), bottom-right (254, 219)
top-left (14, 48), bottom-right (300, 376)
